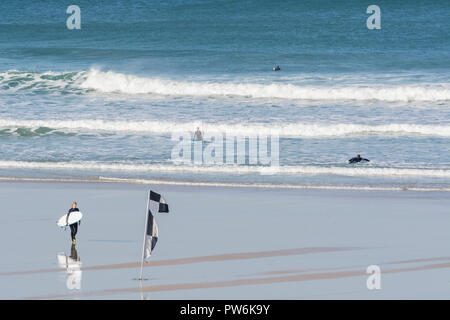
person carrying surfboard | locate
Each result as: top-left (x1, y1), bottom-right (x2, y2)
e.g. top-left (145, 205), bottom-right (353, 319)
top-left (66, 201), bottom-right (81, 244)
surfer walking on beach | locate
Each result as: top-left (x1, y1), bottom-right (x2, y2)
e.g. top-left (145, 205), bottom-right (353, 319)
top-left (66, 201), bottom-right (81, 244)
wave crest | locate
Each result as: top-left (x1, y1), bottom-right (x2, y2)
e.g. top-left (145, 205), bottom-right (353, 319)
top-left (79, 69), bottom-right (450, 102)
top-left (1, 69), bottom-right (449, 102)
top-left (1, 119), bottom-right (450, 137)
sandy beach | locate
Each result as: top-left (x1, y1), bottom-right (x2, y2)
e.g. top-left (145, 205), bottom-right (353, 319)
top-left (0, 180), bottom-right (449, 299)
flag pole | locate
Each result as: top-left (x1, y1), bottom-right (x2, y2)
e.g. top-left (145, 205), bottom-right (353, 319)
top-left (139, 189), bottom-right (151, 280)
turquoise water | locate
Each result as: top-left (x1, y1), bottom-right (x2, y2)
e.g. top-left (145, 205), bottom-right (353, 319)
top-left (0, 0), bottom-right (449, 188)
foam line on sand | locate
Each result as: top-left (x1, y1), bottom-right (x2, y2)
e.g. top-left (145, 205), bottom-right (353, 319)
top-left (1, 176), bottom-right (450, 192)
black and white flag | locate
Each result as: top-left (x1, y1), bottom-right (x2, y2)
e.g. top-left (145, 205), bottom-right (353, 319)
top-left (149, 190), bottom-right (169, 214)
top-left (143, 191), bottom-right (169, 260)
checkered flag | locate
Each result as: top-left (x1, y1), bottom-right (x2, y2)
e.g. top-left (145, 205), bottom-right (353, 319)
top-left (143, 191), bottom-right (169, 260)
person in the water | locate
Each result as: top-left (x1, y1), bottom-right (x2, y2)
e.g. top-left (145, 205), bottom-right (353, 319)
top-left (348, 154), bottom-right (370, 164)
top-left (273, 65), bottom-right (280, 71)
top-left (193, 127), bottom-right (203, 141)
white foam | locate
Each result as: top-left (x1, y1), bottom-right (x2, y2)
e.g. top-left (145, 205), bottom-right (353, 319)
top-left (79, 69), bottom-right (450, 102)
top-left (2, 69), bottom-right (449, 102)
top-left (96, 177), bottom-right (450, 192)
top-left (1, 119), bottom-right (450, 138)
top-left (1, 176), bottom-right (448, 192)
top-left (0, 160), bottom-right (449, 178)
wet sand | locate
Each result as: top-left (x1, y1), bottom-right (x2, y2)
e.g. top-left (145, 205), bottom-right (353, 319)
top-left (32, 259), bottom-right (450, 299)
top-left (1, 180), bottom-right (450, 299)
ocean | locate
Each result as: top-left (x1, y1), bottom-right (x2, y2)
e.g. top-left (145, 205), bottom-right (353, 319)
top-left (0, 0), bottom-right (449, 190)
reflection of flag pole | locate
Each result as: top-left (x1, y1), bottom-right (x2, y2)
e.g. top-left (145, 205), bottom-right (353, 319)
top-left (139, 190), bottom-right (151, 280)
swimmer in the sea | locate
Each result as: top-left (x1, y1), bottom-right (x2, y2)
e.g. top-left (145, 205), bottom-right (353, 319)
top-left (348, 154), bottom-right (370, 164)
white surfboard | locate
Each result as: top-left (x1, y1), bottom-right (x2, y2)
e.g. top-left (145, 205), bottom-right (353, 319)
top-left (57, 211), bottom-right (83, 227)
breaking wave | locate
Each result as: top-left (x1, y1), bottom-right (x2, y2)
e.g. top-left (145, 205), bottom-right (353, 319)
top-left (80, 69), bottom-right (450, 102)
top-left (1, 119), bottom-right (450, 138)
top-left (1, 69), bottom-right (450, 102)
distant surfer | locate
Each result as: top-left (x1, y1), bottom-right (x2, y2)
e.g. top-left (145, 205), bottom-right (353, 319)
top-left (273, 65), bottom-right (280, 71)
top-left (193, 127), bottom-right (203, 141)
top-left (348, 154), bottom-right (370, 164)
top-left (66, 201), bottom-right (81, 244)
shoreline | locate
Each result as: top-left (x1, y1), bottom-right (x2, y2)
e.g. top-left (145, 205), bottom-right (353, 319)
top-left (1, 175), bottom-right (449, 193)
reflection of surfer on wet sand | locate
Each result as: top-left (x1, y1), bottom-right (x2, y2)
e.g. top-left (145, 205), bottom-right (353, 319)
top-left (70, 243), bottom-right (79, 261)
top-left (57, 244), bottom-right (82, 290)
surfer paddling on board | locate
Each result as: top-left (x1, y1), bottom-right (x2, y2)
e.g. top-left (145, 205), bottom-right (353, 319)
top-left (348, 154), bottom-right (370, 164)
top-left (66, 201), bottom-right (81, 244)
top-left (193, 127), bottom-right (203, 141)
top-left (273, 65), bottom-right (280, 71)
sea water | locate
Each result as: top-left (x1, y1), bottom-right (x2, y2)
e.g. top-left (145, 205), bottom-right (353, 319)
top-left (0, 0), bottom-right (449, 189)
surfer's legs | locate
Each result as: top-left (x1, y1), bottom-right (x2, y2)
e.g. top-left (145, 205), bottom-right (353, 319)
top-left (70, 223), bottom-right (78, 241)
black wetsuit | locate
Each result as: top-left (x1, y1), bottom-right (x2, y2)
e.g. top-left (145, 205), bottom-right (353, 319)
top-left (67, 207), bottom-right (80, 241)
top-left (349, 156), bottom-right (370, 164)
top-left (193, 130), bottom-right (203, 141)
